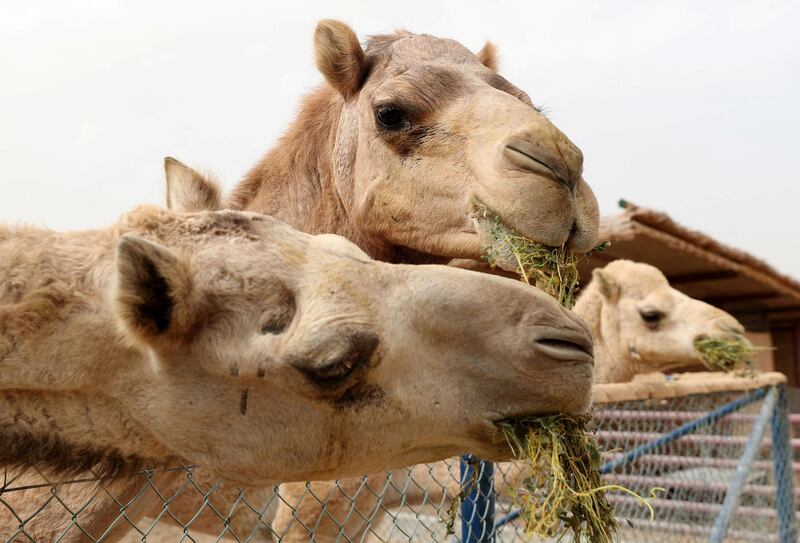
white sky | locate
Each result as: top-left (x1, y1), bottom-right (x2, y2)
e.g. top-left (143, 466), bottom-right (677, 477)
top-left (1, 1), bottom-right (798, 277)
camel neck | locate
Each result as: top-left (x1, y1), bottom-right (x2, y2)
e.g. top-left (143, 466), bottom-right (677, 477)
top-left (574, 287), bottom-right (635, 384)
top-left (0, 226), bottom-right (173, 477)
top-left (229, 87), bottom-right (377, 254)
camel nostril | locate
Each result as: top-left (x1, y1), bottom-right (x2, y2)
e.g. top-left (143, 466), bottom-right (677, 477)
top-left (503, 143), bottom-right (573, 189)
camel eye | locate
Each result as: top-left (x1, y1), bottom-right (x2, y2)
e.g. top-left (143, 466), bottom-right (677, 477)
top-left (261, 316), bottom-right (289, 335)
top-left (304, 357), bottom-right (359, 385)
top-left (375, 105), bottom-right (406, 130)
top-left (639, 308), bottom-right (665, 329)
top-left (294, 332), bottom-right (379, 388)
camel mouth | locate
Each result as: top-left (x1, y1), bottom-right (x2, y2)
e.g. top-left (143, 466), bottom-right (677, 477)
top-left (490, 410), bottom-right (590, 446)
top-left (471, 200), bottom-right (561, 275)
top-left (394, 201), bottom-right (565, 273)
top-left (534, 337), bottom-right (594, 364)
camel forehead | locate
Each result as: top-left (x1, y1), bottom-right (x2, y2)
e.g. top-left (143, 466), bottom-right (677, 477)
top-left (364, 33), bottom-right (532, 112)
top-left (121, 206), bottom-right (306, 247)
top-left (606, 260), bottom-right (671, 295)
top-left (372, 33), bottom-right (479, 68)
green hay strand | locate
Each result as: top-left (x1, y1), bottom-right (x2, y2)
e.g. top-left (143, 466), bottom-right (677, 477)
top-left (441, 462), bottom-right (479, 535)
top-left (499, 415), bottom-right (661, 543)
top-left (693, 337), bottom-right (768, 373)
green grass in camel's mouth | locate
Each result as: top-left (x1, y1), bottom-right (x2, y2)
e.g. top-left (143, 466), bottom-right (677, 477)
top-left (474, 202), bottom-right (608, 309)
top-left (694, 336), bottom-right (767, 373)
top-left (498, 415), bottom-right (621, 542)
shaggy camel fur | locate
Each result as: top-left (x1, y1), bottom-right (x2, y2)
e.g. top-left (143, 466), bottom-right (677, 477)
top-left (0, 203), bottom-right (594, 540)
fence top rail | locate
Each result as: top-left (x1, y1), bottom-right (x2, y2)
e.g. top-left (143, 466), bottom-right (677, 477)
top-left (593, 371), bottom-right (786, 404)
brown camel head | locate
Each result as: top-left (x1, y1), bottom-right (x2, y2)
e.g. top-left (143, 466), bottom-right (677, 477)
top-left (575, 260), bottom-right (748, 383)
top-left (230, 20), bottom-right (599, 263)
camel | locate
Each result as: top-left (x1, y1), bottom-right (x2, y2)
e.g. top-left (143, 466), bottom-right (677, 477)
top-left (0, 203), bottom-right (596, 541)
top-left (577, 259), bottom-right (748, 384)
top-left (134, 15), bottom-right (604, 537)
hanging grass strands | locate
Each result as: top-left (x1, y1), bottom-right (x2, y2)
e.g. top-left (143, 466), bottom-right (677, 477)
top-left (499, 416), bottom-right (661, 543)
top-left (463, 203), bottom-right (659, 541)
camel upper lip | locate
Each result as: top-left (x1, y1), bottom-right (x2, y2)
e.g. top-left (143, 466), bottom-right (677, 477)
top-left (504, 144), bottom-right (570, 188)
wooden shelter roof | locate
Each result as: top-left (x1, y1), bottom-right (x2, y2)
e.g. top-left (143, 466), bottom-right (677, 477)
top-left (580, 201), bottom-right (800, 325)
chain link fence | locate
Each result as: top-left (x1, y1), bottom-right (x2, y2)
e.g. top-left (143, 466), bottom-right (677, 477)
top-left (2, 382), bottom-right (797, 542)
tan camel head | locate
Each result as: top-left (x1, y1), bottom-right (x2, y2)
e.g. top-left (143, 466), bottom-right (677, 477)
top-left (3, 196), bottom-right (594, 487)
top-left (117, 210), bottom-right (594, 480)
top-left (231, 20), bottom-right (599, 263)
top-left (575, 260), bottom-right (747, 383)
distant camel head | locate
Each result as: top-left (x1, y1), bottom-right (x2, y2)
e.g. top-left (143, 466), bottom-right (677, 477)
top-left (229, 20), bottom-right (599, 264)
top-left (575, 260), bottom-right (748, 383)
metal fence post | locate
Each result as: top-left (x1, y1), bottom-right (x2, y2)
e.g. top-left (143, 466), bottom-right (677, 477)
top-left (710, 386), bottom-right (778, 543)
top-left (459, 455), bottom-right (495, 543)
top-left (771, 385), bottom-right (798, 543)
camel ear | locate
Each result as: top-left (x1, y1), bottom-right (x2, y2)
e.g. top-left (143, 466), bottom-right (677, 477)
top-left (165, 157), bottom-right (222, 212)
top-left (476, 41), bottom-right (498, 71)
top-left (314, 19), bottom-right (366, 98)
top-left (592, 268), bottom-right (620, 301)
top-left (114, 236), bottom-right (193, 342)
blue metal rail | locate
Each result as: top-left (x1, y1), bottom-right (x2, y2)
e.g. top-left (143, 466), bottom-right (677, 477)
top-left (459, 455), bottom-right (495, 542)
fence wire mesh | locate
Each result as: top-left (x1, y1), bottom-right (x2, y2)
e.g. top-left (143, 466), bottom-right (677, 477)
top-left (1, 386), bottom-right (796, 542)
